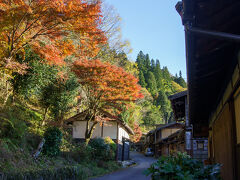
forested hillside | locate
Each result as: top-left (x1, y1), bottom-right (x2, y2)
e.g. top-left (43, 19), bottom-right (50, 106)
top-left (135, 51), bottom-right (186, 130)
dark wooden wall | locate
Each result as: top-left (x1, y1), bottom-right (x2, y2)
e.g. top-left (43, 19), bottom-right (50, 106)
top-left (212, 103), bottom-right (234, 180)
top-left (117, 140), bottom-right (130, 161)
top-left (237, 145), bottom-right (240, 179)
top-left (117, 142), bottom-right (123, 161)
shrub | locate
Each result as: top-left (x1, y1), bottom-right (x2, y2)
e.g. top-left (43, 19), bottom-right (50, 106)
top-left (0, 106), bottom-right (27, 144)
top-left (89, 137), bottom-right (117, 161)
top-left (69, 143), bottom-right (94, 162)
top-left (89, 138), bottom-right (109, 160)
top-left (104, 137), bottom-right (117, 151)
top-left (42, 127), bottom-right (62, 157)
top-left (144, 152), bottom-right (221, 180)
top-left (104, 137), bottom-right (117, 160)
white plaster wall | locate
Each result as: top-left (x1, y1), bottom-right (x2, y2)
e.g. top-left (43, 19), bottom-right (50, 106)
top-left (118, 126), bottom-right (130, 141)
top-left (73, 121), bottom-right (85, 139)
top-left (73, 121), bottom-right (102, 139)
top-left (92, 123), bottom-right (102, 138)
top-left (103, 121), bottom-right (117, 139)
top-left (73, 121), bottom-right (119, 139)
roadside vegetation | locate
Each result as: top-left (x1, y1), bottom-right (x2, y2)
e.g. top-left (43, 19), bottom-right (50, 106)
top-left (0, 131), bottom-right (120, 179)
top-left (144, 152), bottom-right (221, 180)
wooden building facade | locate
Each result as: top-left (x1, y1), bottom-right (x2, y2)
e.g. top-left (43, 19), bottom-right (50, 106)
top-left (146, 90), bottom-right (208, 161)
top-left (169, 91), bottom-right (208, 161)
top-left (154, 123), bottom-right (185, 157)
top-left (176, 0), bottom-right (240, 179)
top-left (66, 111), bottom-right (134, 161)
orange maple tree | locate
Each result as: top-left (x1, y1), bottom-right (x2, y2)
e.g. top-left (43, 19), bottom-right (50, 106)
top-left (73, 59), bottom-right (143, 103)
top-left (72, 59), bottom-right (143, 143)
top-left (132, 123), bottom-right (142, 143)
top-left (0, 0), bottom-right (106, 74)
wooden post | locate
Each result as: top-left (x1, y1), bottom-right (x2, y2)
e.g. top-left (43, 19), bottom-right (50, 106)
top-left (122, 138), bottom-right (125, 161)
top-left (116, 123), bottom-right (119, 161)
top-left (154, 131), bottom-right (157, 156)
top-left (101, 122), bottom-right (104, 137)
top-left (185, 96), bottom-right (192, 156)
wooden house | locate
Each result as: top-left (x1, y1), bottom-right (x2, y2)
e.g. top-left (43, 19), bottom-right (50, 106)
top-left (169, 91), bottom-right (208, 161)
top-left (176, 0), bottom-right (240, 179)
top-left (146, 130), bottom-right (155, 152)
top-left (66, 111), bottom-right (134, 161)
top-left (146, 91), bottom-right (208, 161)
top-left (154, 122), bottom-right (184, 157)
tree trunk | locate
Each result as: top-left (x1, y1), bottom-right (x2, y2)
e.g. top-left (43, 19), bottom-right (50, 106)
top-left (59, 113), bottom-right (64, 127)
top-left (42, 107), bottom-right (49, 126)
top-left (3, 77), bottom-right (9, 106)
top-left (32, 138), bottom-right (45, 159)
top-left (85, 137), bottom-right (91, 146)
top-left (85, 121), bottom-right (98, 145)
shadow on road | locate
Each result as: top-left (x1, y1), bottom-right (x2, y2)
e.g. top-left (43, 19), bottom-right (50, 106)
top-left (91, 151), bottom-right (156, 180)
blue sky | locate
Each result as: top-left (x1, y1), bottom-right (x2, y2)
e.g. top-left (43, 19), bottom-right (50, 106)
top-left (104, 0), bottom-right (186, 79)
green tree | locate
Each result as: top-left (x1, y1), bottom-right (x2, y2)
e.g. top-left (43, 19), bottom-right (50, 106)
top-left (156, 90), bottom-right (171, 123)
top-left (142, 104), bottom-right (163, 126)
top-left (40, 75), bottom-right (79, 125)
top-left (12, 48), bottom-right (58, 99)
top-left (146, 72), bottom-right (158, 97)
top-left (162, 66), bottom-right (171, 81)
top-left (173, 70), bottom-right (187, 88)
top-left (145, 54), bottom-right (151, 73)
top-left (136, 51), bottom-right (147, 74)
top-left (151, 59), bottom-right (155, 72)
top-left (139, 71), bottom-right (147, 88)
top-left (12, 48), bottom-right (79, 126)
top-left (42, 127), bottom-right (62, 157)
top-left (154, 59), bottom-right (163, 90)
top-left (179, 70), bottom-right (182, 78)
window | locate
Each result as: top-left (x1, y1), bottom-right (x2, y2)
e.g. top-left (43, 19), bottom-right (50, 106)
top-left (197, 141), bottom-right (204, 150)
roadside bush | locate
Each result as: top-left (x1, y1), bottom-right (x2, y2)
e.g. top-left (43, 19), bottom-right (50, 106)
top-left (89, 138), bottom-right (109, 160)
top-left (64, 143), bottom-right (94, 162)
top-left (89, 137), bottom-right (117, 161)
top-left (104, 136), bottom-right (117, 160)
top-left (42, 127), bottom-right (62, 157)
top-left (144, 152), bottom-right (221, 180)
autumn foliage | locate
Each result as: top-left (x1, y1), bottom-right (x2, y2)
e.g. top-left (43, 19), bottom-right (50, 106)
top-left (72, 59), bottom-right (143, 143)
top-left (0, 0), bottom-right (106, 73)
top-left (0, 0), bottom-right (144, 145)
top-left (72, 59), bottom-right (143, 104)
top-left (132, 123), bottom-right (142, 143)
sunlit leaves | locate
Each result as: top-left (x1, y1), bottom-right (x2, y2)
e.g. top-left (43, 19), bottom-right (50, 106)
top-left (72, 59), bottom-right (143, 104)
top-left (132, 123), bottom-right (142, 143)
top-left (0, 0), bottom-right (106, 73)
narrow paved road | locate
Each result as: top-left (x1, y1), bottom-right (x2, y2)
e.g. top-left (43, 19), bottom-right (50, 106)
top-left (91, 151), bottom-right (156, 180)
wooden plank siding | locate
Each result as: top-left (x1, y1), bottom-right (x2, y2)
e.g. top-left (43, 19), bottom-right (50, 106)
top-left (208, 61), bottom-right (240, 179)
top-left (237, 145), bottom-right (240, 179)
top-left (233, 86), bottom-right (240, 179)
top-left (211, 103), bottom-right (234, 180)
